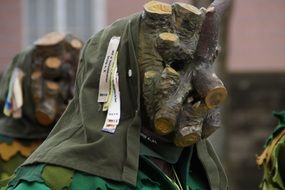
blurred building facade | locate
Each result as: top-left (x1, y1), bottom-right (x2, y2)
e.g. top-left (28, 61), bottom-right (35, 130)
top-left (1, 0), bottom-right (285, 190)
top-left (0, 0), bottom-right (191, 71)
top-left (226, 1), bottom-right (285, 189)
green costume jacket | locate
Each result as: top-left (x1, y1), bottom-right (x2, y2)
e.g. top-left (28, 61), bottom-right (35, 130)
top-left (257, 111), bottom-right (285, 189)
top-left (9, 13), bottom-right (228, 189)
top-left (0, 48), bottom-right (52, 139)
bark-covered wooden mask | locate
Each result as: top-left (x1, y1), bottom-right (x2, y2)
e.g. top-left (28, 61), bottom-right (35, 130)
top-left (31, 32), bottom-right (82, 126)
top-left (139, 1), bottom-right (227, 147)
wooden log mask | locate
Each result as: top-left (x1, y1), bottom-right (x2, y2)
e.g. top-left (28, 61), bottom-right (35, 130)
top-left (31, 32), bottom-right (82, 126)
top-left (139, 1), bottom-right (227, 147)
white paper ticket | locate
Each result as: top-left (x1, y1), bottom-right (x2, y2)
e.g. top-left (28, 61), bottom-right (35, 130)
top-left (12, 68), bottom-right (24, 118)
top-left (98, 36), bottom-right (120, 103)
top-left (102, 52), bottom-right (118, 111)
top-left (102, 65), bottom-right (121, 133)
top-left (3, 68), bottom-right (24, 117)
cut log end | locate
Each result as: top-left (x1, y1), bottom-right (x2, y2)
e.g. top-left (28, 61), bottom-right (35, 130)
top-left (70, 39), bottom-right (83, 49)
top-left (159, 33), bottom-right (178, 42)
top-left (144, 1), bottom-right (172, 14)
top-left (174, 2), bottom-right (202, 15)
top-left (154, 118), bottom-right (174, 135)
top-left (35, 110), bottom-right (54, 126)
top-left (45, 57), bottom-right (62, 69)
top-left (174, 133), bottom-right (201, 147)
top-left (34, 32), bottom-right (65, 46)
top-left (46, 81), bottom-right (60, 91)
top-left (205, 87), bottom-right (227, 108)
top-left (31, 71), bottom-right (42, 80)
top-left (144, 70), bottom-right (160, 79)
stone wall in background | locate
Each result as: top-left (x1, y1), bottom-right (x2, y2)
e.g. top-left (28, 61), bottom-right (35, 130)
top-left (225, 73), bottom-right (285, 190)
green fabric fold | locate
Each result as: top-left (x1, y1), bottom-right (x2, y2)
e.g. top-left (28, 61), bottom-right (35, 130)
top-left (41, 165), bottom-right (74, 190)
top-left (7, 164), bottom-right (45, 188)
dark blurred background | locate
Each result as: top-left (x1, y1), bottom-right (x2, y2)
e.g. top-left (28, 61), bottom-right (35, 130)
top-left (1, 0), bottom-right (285, 189)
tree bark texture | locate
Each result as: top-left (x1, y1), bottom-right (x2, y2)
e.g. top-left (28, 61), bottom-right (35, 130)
top-left (139, 0), bottom-right (231, 146)
top-left (31, 32), bottom-right (82, 126)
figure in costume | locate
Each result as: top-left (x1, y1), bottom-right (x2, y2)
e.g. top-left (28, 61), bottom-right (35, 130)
top-left (3, 1), bottom-right (230, 189)
top-left (257, 111), bottom-right (285, 189)
top-left (0, 32), bottom-right (82, 180)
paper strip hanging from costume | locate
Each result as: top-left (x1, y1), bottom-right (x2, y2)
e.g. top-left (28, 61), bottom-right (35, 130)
top-left (102, 62), bottom-right (121, 133)
top-left (98, 37), bottom-right (121, 134)
top-left (3, 68), bottom-right (25, 118)
top-left (98, 36), bottom-right (121, 103)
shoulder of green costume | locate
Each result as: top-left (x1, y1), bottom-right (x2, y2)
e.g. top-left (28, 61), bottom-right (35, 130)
top-left (16, 46), bottom-right (35, 70)
top-left (72, 12), bottom-right (142, 98)
top-left (0, 47), bottom-right (33, 107)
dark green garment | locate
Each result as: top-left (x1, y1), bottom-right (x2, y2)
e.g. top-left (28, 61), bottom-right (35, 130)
top-left (5, 148), bottom-right (211, 190)
top-left (5, 142), bottom-right (225, 189)
top-left (5, 162), bottom-right (165, 190)
top-left (264, 111), bottom-right (285, 146)
top-left (259, 111), bottom-right (285, 189)
top-left (141, 139), bottom-right (227, 190)
top-left (15, 12), bottom-right (228, 188)
top-left (0, 48), bottom-right (51, 139)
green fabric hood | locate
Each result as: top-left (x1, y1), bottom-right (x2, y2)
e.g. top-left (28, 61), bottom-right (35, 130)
top-left (0, 47), bottom-right (52, 139)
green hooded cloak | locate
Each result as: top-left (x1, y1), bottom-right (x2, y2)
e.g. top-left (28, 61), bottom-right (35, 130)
top-left (0, 33), bottom-right (82, 179)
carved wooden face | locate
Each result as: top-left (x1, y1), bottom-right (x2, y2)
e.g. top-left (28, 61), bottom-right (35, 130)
top-left (30, 33), bottom-right (82, 126)
top-left (139, 1), bottom-right (227, 147)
